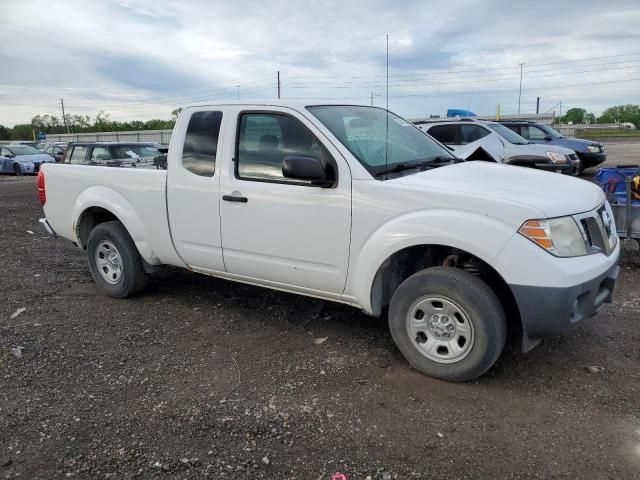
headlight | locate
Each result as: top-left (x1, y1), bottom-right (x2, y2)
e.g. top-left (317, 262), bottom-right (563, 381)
top-left (545, 151), bottom-right (568, 164)
top-left (587, 145), bottom-right (600, 153)
top-left (519, 217), bottom-right (588, 257)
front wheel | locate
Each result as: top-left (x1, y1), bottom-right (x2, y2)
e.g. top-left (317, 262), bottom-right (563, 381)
top-left (388, 267), bottom-right (506, 382)
top-left (87, 221), bottom-right (148, 298)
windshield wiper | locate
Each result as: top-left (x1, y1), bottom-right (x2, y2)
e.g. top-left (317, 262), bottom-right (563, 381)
top-left (374, 156), bottom-right (458, 177)
top-left (374, 162), bottom-right (419, 177)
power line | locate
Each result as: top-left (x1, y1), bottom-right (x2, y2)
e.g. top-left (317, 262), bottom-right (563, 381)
top-left (285, 52), bottom-right (640, 80)
top-left (284, 64), bottom-right (640, 90)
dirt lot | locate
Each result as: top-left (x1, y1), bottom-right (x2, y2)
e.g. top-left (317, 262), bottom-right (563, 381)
top-left (1, 148), bottom-right (640, 479)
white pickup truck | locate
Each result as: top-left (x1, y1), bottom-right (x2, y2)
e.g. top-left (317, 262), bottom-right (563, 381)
top-left (38, 101), bottom-right (620, 382)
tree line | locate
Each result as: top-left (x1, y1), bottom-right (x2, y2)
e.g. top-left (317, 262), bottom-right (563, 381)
top-left (559, 104), bottom-right (640, 127)
top-left (0, 108), bottom-right (183, 141)
top-left (0, 105), bottom-right (638, 141)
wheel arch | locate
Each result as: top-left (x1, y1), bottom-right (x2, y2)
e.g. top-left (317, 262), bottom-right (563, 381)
top-left (72, 186), bottom-right (155, 262)
top-left (368, 243), bottom-right (522, 348)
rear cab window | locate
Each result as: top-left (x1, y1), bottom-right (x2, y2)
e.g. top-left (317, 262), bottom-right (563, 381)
top-left (182, 111), bottom-right (223, 177)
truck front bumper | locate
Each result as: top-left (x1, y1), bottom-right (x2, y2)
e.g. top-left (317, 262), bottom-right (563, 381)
top-left (510, 258), bottom-right (619, 350)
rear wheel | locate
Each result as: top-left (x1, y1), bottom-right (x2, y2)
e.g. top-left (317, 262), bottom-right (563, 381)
top-left (13, 164), bottom-right (22, 176)
top-left (388, 267), bottom-right (506, 382)
top-left (87, 221), bottom-right (148, 298)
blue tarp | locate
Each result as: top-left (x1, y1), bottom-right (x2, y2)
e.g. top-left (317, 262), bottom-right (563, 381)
top-left (446, 108), bottom-right (477, 118)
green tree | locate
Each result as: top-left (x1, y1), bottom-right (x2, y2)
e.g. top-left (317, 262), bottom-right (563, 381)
top-left (0, 125), bottom-right (11, 140)
top-left (171, 108), bottom-right (183, 120)
top-left (10, 124), bottom-right (35, 140)
top-left (561, 108), bottom-right (587, 124)
top-left (597, 104), bottom-right (640, 128)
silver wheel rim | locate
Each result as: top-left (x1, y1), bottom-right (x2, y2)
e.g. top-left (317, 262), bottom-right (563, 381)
top-left (406, 296), bottom-right (475, 364)
top-left (95, 240), bottom-right (123, 285)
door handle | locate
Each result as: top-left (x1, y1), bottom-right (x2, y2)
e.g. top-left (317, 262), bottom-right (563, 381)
top-left (223, 194), bottom-right (248, 203)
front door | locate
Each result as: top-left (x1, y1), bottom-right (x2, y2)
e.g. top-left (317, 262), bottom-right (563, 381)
top-left (219, 108), bottom-right (351, 295)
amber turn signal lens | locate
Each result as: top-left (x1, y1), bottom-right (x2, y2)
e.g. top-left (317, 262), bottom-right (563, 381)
top-left (519, 220), bottom-right (554, 251)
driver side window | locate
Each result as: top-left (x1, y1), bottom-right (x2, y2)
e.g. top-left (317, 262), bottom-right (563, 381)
top-left (236, 113), bottom-right (326, 184)
top-left (523, 126), bottom-right (547, 140)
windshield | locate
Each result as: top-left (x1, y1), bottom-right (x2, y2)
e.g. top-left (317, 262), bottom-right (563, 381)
top-left (7, 146), bottom-right (41, 155)
top-left (307, 105), bottom-right (454, 178)
top-left (487, 123), bottom-right (529, 145)
top-left (539, 124), bottom-right (563, 138)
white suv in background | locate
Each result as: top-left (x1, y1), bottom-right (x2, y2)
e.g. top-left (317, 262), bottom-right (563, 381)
top-left (416, 119), bottom-right (580, 175)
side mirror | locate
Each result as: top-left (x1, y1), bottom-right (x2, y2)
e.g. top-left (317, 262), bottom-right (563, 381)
top-left (282, 155), bottom-right (331, 187)
top-left (544, 136), bottom-right (553, 141)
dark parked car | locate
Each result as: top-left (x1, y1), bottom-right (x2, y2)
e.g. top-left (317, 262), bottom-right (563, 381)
top-left (63, 142), bottom-right (167, 169)
top-left (42, 143), bottom-right (68, 162)
top-left (500, 120), bottom-right (606, 172)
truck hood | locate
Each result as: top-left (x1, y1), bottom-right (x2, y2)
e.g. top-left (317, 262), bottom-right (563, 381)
top-left (389, 161), bottom-right (604, 218)
top-left (549, 137), bottom-right (602, 151)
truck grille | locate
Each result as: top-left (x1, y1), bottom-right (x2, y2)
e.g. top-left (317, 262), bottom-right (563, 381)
top-left (575, 203), bottom-right (617, 256)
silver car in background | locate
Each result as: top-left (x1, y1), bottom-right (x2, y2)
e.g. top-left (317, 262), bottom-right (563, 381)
top-left (0, 144), bottom-right (56, 175)
top-left (417, 119), bottom-right (581, 175)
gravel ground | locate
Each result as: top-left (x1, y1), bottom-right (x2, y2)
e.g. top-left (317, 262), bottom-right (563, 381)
top-left (1, 154), bottom-right (640, 479)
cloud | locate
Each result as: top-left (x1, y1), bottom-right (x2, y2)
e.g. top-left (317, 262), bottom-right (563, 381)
top-left (0, 0), bottom-right (639, 125)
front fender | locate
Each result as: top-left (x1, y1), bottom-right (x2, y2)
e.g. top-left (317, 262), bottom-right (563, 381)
top-left (347, 209), bottom-right (517, 313)
top-left (72, 186), bottom-right (154, 261)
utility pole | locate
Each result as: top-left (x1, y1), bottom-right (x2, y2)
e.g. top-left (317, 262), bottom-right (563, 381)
top-left (371, 91), bottom-right (374, 106)
top-left (536, 96), bottom-right (540, 115)
top-left (60, 98), bottom-right (69, 133)
top-left (559, 100), bottom-right (562, 120)
top-left (236, 85), bottom-right (240, 100)
top-left (277, 71), bottom-right (281, 99)
top-left (517, 63), bottom-right (524, 116)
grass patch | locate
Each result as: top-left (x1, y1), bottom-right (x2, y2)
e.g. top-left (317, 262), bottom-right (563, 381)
top-left (577, 130), bottom-right (640, 139)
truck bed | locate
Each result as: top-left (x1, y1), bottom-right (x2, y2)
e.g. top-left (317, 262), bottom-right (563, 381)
top-left (42, 164), bottom-right (183, 267)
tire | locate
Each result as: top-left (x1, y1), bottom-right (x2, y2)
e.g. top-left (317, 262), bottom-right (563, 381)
top-left (87, 221), bottom-right (148, 298)
top-left (388, 267), bottom-right (506, 382)
top-left (13, 164), bottom-right (22, 176)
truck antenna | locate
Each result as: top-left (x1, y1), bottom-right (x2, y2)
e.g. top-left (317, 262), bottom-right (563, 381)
top-left (384, 34), bottom-right (389, 178)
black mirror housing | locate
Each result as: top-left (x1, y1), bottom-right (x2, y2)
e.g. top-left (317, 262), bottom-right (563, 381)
top-left (282, 155), bottom-right (332, 186)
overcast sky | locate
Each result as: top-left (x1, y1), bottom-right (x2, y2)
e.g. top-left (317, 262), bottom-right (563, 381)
top-left (1, 0), bottom-right (639, 126)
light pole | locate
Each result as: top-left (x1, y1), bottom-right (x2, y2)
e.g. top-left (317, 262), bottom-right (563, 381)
top-left (517, 62), bottom-right (525, 116)
top-left (370, 92), bottom-right (382, 106)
